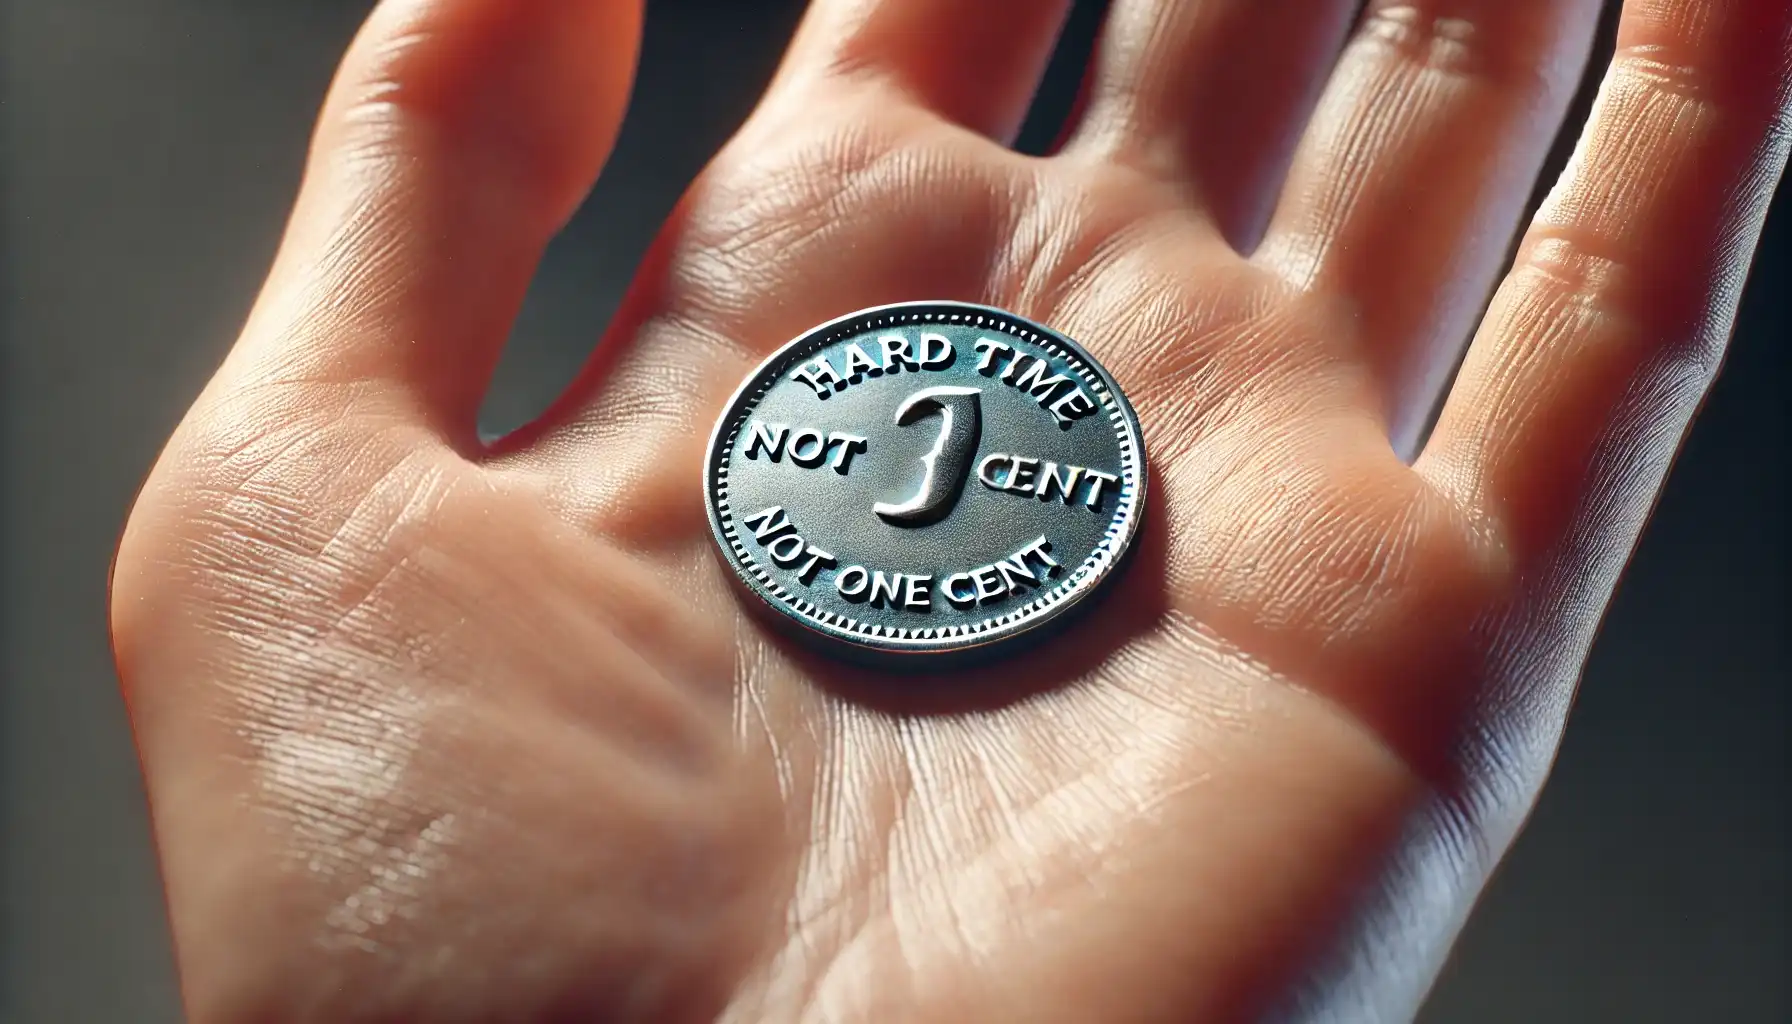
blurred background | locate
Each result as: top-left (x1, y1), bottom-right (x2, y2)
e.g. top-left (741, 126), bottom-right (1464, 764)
top-left (0, 0), bottom-right (1783, 1020)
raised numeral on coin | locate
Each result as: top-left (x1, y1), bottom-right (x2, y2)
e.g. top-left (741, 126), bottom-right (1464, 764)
top-left (872, 385), bottom-right (983, 527)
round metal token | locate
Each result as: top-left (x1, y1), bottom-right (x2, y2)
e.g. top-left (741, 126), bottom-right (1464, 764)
top-left (704, 300), bottom-right (1146, 663)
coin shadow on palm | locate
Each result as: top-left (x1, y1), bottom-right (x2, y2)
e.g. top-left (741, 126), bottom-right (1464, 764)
top-left (764, 461), bottom-right (1173, 718)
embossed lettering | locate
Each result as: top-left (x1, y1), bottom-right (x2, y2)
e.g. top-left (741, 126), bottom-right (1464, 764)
top-left (946, 537), bottom-right (1063, 609)
top-left (876, 334), bottom-right (918, 373)
top-left (917, 333), bottom-right (955, 369)
top-left (836, 566), bottom-right (932, 611)
top-left (1005, 456), bottom-right (1039, 494)
top-left (1081, 469), bottom-right (1119, 509)
top-left (869, 570), bottom-right (903, 608)
top-left (787, 428), bottom-right (828, 468)
top-left (977, 456), bottom-right (1119, 509)
top-left (977, 452), bottom-right (1012, 490)
top-left (1047, 387), bottom-right (1098, 426)
top-left (1009, 355), bottom-right (1074, 405)
top-left (905, 575), bottom-right (933, 610)
top-left (742, 506), bottom-right (793, 542)
top-left (1011, 354), bottom-right (1096, 427)
top-left (973, 338), bottom-right (1015, 374)
top-left (835, 565), bottom-right (870, 599)
top-left (790, 334), bottom-right (959, 400)
top-left (744, 421), bottom-right (788, 461)
top-left (827, 432), bottom-right (868, 473)
top-left (792, 546), bottom-right (836, 584)
top-left (1017, 536), bottom-right (1061, 574)
top-left (744, 423), bottom-right (868, 475)
top-left (973, 343), bottom-right (1098, 427)
top-left (1034, 461), bottom-right (1083, 504)
top-left (943, 573), bottom-right (978, 609)
top-left (972, 566), bottom-right (1003, 603)
top-left (841, 342), bottom-right (881, 379)
top-left (740, 508), bottom-right (835, 586)
top-left (767, 533), bottom-right (807, 564)
top-left (994, 552), bottom-right (1040, 591)
top-left (791, 357), bottom-right (844, 397)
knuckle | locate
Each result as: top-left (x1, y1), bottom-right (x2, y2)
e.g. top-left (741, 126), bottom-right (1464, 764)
top-left (1358, 0), bottom-right (1561, 85)
top-left (1513, 225), bottom-right (1640, 320)
top-left (1611, 42), bottom-right (1718, 106)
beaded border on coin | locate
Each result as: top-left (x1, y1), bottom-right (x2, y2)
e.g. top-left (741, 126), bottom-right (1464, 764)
top-left (704, 300), bottom-right (1148, 663)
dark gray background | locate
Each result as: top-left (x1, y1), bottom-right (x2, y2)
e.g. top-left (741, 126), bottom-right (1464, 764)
top-left (0, 1), bottom-right (1782, 1021)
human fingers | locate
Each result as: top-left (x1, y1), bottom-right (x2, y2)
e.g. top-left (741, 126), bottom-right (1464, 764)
top-left (1257, 0), bottom-right (1606, 454)
top-left (1419, 0), bottom-right (1790, 722)
top-left (772, 0), bottom-right (1076, 144)
top-left (114, 0), bottom-right (650, 996)
top-left (203, 0), bottom-right (641, 444)
top-left (1061, 0), bottom-right (1361, 245)
top-left (512, 0), bottom-right (1087, 526)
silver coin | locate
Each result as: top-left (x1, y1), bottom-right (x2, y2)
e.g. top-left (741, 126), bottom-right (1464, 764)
top-left (704, 300), bottom-right (1147, 663)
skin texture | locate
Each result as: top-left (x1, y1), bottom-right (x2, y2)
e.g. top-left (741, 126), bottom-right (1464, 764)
top-left (109, 0), bottom-right (1791, 1020)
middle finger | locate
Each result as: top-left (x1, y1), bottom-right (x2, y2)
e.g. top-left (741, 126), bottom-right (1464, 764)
top-left (1062, 0), bottom-right (1361, 246)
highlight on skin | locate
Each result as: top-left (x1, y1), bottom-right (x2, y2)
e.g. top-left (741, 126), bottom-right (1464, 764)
top-left (108, 0), bottom-right (1791, 1020)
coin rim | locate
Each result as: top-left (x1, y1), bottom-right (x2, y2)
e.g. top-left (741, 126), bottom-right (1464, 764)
top-left (703, 300), bottom-right (1148, 657)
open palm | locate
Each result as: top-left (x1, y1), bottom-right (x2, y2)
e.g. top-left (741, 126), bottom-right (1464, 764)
top-left (112, 0), bottom-right (1791, 1020)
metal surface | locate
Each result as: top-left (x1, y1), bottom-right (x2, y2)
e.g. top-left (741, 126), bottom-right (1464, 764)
top-left (705, 301), bottom-right (1147, 662)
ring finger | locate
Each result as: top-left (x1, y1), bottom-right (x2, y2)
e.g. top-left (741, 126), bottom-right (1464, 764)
top-left (1256, 0), bottom-right (1606, 455)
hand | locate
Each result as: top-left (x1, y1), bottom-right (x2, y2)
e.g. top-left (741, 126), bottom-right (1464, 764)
top-left (111, 0), bottom-right (1791, 1020)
